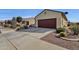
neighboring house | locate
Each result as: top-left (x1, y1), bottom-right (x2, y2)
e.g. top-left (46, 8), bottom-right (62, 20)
top-left (22, 17), bottom-right (35, 25)
top-left (11, 17), bottom-right (35, 27)
top-left (35, 9), bottom-right (68, 29)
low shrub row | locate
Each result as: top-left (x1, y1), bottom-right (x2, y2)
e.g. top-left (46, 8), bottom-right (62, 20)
top-left (59, 32), bottom-right (66, 37)
top-left (56, 27), bottom-right (65, 33)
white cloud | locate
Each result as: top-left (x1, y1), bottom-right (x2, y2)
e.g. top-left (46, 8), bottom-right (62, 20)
top-left (22, 16), bottom-right (35, 18)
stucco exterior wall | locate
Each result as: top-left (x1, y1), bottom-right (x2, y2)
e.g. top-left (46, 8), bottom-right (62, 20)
top-left (35, 10), bottom-right (66, 28)
top-left (24, 18), bottom-right (35, 25)
top-left (28, 19), bottom-right (35, 25)
top-left (61, 16), bottom-right (68, 28)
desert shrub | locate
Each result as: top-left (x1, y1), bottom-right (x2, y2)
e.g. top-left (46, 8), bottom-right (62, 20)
top-left (23, 25), bottom-right (28, 29)
top-left (20, 26), bottom-right (24, 29)
top-left (4, 24), bottom-right (9, 27)
top-left (59, 32), bottom-right (66, 37)
top-left (56, 27), bottom-right (65, 33)
top-left (16, 27), bottom-right (20, 31)
top-left (10, 25), bottom-right (15, 29)
top-left (16, 24), bottom-right (20, 27)
top-left (71, 24), bottom-right (79, 35)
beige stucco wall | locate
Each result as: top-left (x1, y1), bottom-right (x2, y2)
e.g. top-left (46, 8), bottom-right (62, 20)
top-left (60, 14), bottom-right (68, 28)
top-left (28, 19), bottom-right (35, 25)
top-left (35, 10), bottom-right (67, 28)
top-left (62, 17), bottom-right (68, 27)
top-left (25, 19), bottom-right (35, 25)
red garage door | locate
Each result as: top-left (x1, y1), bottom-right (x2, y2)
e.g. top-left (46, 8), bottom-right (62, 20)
top-left (38, 18), bottom-right (56, 28)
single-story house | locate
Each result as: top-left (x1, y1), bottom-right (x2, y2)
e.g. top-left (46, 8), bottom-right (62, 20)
top-left (4, 9), bottom-right (68, 29)
top-left (22, 17), bottom-right (35, 25)
top-left (35, 9), bottom-right (68, 29)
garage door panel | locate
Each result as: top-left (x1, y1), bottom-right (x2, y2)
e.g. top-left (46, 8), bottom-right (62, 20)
top-left (38, 18), bottom-right (56, 28)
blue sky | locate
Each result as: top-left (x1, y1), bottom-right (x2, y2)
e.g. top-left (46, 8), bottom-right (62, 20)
top-left (0, 9), bottom-right (79, 22)
top-left (56, 9), bottom-right (79, 22)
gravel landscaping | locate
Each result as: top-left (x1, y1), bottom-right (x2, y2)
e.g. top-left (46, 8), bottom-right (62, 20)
top-left (41, 32), bottom-right (79, 50)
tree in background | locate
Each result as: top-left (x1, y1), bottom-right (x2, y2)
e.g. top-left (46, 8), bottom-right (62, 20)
top-left (7, 20), bottom-right (12, 24)
top-left (4, 20), bottom-right (7, 24)
top-left (12, 17), bottom-right (16, 21)
top-left (16, 16), bottom-right (22, 23)
top-left (11, 17), bottom-right (17, 28)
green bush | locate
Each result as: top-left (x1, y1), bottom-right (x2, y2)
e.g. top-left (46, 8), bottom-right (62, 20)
top-left (59, 32), bottom-right (66, 37)
top-left (56, 28), bottom-right (65, 33)
top-left (71, 24), bottom-right (79, 35)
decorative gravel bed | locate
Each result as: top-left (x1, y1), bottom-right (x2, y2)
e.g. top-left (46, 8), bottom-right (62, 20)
top-left (67, 35), bottom-right (79, 39)
top-left (60, 34), bottom-right (79, 41)
top-left (41, 32), bottom-right (79, 50)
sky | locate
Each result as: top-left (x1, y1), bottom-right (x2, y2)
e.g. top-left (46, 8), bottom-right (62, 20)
top-left (0, 9), bottom-right (79, 22)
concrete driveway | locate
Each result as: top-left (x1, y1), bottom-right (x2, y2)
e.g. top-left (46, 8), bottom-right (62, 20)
top-left (0, 28), bottom-right (66, 50)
